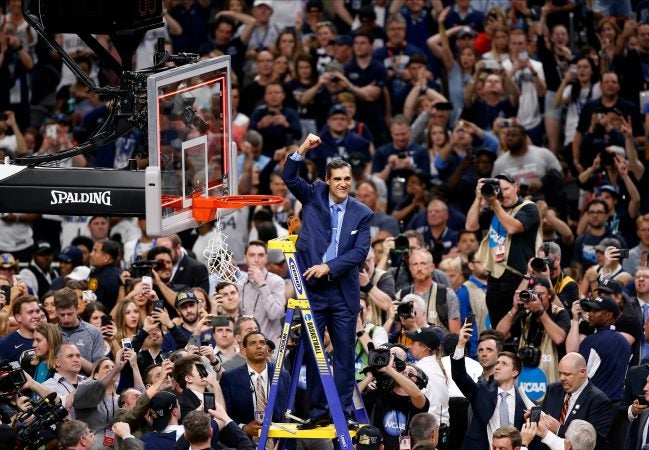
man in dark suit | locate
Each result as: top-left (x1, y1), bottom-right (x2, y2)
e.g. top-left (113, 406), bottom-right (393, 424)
top-left (535, 353), bottom-right (613, 450)
top-left (625, 365), bottom-right (649, 450)
top-left (171, 355), bottom-right (221, 422)
top-left (158, 234), bottom-right (209, 293)
top-left (451, 322), bottom-right (527, 450)
top-left (220, 331), bottom-right (290, 441)
top-left (282, 134), bottom-right (373, 427)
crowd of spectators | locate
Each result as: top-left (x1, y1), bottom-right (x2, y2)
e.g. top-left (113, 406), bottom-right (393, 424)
top-left (2, 0), bottom-right (649, 449)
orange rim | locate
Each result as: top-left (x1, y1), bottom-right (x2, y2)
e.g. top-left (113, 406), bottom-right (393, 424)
top-left (192, 194), bottom-right (284, 222)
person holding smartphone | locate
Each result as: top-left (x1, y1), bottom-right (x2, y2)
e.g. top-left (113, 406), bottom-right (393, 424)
top-left (172, 355), bottom-right (222, 422)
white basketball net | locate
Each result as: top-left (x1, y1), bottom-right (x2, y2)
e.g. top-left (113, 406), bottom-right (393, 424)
top-left (203, 214), bottom-right (238, 283)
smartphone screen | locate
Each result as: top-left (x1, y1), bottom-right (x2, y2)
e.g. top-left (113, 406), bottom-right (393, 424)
top-left (203, 392), bottom-right (216, 412)
top-left (196, 363), bottom-right (208, 379)
top-left (188, 335), bottom-right (201, 348)
top-left (530, 406), bottom-right (542, 422)
top-left (466, 313), bottom-right (476, 326)
top-left (638, 395), bottom-right (648, 406)
top-left (121, 338), bottom-right (133, 350)
top-left (101, 315), bottom-right (112, 327)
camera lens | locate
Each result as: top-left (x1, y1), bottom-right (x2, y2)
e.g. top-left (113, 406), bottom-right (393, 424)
top-left (530, 258), bottom-right (547, 272)
top-left (481, 183), bottom-right (495, 196)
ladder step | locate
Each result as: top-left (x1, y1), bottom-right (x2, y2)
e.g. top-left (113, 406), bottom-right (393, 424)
top-left (262, 423), bottom-right (368, 439)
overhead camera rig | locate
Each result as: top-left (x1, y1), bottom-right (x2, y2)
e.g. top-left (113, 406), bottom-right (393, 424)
top-left (0, 0), bottom-right (200, 216)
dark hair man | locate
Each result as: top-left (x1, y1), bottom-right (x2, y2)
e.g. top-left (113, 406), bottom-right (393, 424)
top-left (466, 174), bottom-right (541, 326)
top-left (282, 134), bottom-right (372, 428)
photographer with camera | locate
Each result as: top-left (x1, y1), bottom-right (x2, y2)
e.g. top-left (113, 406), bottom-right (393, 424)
top-left (396, 248), bottom-right (461, 334)
top-left (384, 295), bottom-right (429, 346)
top-left (360, 346), bottom-right (429, 449)
top-left (451, 321), bottom-right (527, 450)
top-left (529, 242), bottom-right (579, 309)
top-left (496, 276), bottom-right (570, 386)
top-left (466, 174), bottom-right (541, 327)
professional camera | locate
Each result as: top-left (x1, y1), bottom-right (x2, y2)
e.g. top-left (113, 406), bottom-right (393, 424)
top-left (15, 392), bottom-right (69, 449)
top-left (129, 259), bottom-right (166, 278)
top-left (0, 361), bottom-right (26, 399)
top-left (367, 348), bottom-right (391, 371)
top-left (519, 289), bottom-right (538, 303)
top-left (396, 301), bottom-right (414, 319)
top-left (480, 178), bottom-right (501, 198)
top-left (391, 233), bottom-right (410, 255)
top-left (518, 345), bottom-right (541, 368)
top-left (531, 257), bottom-right (554, 272)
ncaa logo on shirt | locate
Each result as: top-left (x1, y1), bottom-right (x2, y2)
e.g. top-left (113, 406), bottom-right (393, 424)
top-left (383, 410), bottom-right (407, 436)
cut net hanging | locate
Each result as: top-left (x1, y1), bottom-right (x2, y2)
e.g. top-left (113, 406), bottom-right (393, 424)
top-left (203, 214), bottom-right (238, 283)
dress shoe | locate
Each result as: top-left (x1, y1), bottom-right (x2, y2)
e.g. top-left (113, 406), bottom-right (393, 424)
top-left (345, 413), bottom-right (360, 430)
top-left (297, 415), bottom-right (331, 430)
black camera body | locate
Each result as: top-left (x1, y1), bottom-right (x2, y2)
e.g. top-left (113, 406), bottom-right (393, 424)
top-left (531, 257), bottom-right (554, 272)
top-left (396, 300), bottom-right (414, 319)
top-left (367, 348), bottom-right (391, 370)
top-left (129, 259), bottom-right (165, 278)
top-left (16, 392), bottom-right (69, 449)
top-left (519, 289), bottom-right (538, 303)
top-left (518, 345), bottom-right (541, 367)
top-left (391, 233), bottom-right (410, 255)
top-left (480, 178), bottom-right (502, 198)
top-left (0, 361), bottom-right (26, 398)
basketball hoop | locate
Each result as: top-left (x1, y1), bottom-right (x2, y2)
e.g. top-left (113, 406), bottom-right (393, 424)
top-left (196, 194), bottom-right (284, 283)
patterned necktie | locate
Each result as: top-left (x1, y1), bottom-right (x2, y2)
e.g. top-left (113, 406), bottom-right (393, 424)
top-left (642, 304), bottom-right (649, 360)
top-left (325, 204), bottom-right (341, 262)
top-left (499, 392), bottom-right (510, 427)
top-left (255, 376), bottom-right (273, 450)
top-left (559, 393), bottom-right (572, 425)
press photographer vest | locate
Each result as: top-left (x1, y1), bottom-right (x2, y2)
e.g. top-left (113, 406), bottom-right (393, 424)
top-left (399, 283), bottom-right (449, 331)
top-left (518, 304), bottom-right (563, 387)
top-left (463, 279), bottom-right (489, 333)
top-left (476, 199), bottom-right (542, 278)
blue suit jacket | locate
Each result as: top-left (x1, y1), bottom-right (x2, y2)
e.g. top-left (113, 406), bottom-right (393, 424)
top-left (451, 355), bottom-right (526, 450)
top-left (220, 362), bottom-right (290, 426)
top-left (538, 381), bottom-right (612, 450)
top-left (282, 156), bottom-right (372, 312)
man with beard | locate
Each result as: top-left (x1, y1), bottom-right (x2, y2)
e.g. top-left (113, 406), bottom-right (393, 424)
top-left (396, 248), bottom-right (461, 334)
top-left (161, 291), bottom-right (216, 352)
top-left (491, 124), bottom-right (562, 203)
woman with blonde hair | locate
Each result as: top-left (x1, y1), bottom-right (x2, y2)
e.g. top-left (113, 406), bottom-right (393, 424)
top-left (111, 299), bottom-right (142, 356)
top-left (24, 322), bottom-right (61, 384)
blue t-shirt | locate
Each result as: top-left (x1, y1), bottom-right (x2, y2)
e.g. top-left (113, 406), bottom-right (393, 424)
top-left (345, 58), bottom-right (388, 139)
top-left (0, 331), bottom-right (33, 363)
top-left (579, 326), bottom-right (631, 402)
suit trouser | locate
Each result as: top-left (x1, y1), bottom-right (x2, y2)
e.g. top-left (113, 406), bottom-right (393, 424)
top-left (486, 271), bottom-right (524, 327)
top-left (305, 280), bottom-right (358, 417)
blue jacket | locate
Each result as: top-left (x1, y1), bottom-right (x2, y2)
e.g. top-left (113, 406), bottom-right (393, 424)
top-left (281, 156), bottom-right (372, 312)
top-left (220, 362), bottom-right (290, 426)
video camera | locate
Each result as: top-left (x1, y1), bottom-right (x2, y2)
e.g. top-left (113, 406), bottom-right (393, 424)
top-left (129, 259), bottom-right (166, 278)
top-left (364, 344), bottom-right (407, 392)
top-left (0, 361), bottom-right (26, 399)
top-left (15, 392), bottom-right (69, 449)
top-left (480, 178), bottom-right (501, 198)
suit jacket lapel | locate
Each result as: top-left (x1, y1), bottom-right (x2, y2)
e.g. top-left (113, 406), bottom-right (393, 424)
top-left (339, 199), bottom-right (355, 250)
top-left (638, 410), bottom-right (649, 450)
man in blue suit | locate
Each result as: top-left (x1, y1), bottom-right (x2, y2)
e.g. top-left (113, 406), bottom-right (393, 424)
top-left (282, 133), bottom-right (373, 428)
top-left (451, 322), bottom-right (527, 450)
top-left (220, 331), bottom-right (290, 440)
